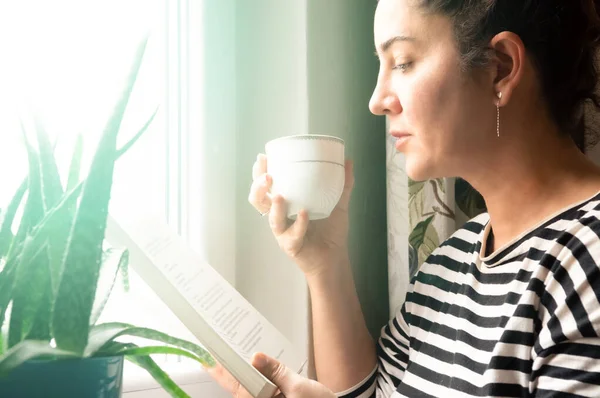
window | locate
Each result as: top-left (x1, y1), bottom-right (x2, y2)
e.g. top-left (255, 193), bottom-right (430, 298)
top-left (0, 0), bottom-right (166, 220)
top-left (0, 0), bottom-right (215, 394)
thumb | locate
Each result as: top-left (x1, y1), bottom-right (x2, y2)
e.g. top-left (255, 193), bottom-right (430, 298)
top-left (252, 353), bottom-right (297, 392)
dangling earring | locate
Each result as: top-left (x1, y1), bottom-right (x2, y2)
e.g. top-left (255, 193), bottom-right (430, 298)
top-left (496, 92), bottom-right (502, 138)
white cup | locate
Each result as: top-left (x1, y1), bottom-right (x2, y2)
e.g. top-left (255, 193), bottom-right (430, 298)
top-left (265, 134), bottom-right (345, 220)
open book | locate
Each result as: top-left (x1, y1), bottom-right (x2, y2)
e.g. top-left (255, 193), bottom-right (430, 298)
top-left (105, 215), bottom-right (307, 398)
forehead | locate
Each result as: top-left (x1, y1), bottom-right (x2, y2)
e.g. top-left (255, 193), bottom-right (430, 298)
top-left (373, 0), bottom-right (450, 49)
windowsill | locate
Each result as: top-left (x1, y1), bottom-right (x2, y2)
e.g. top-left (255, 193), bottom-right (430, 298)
top-left (123, 360), bottom-right (231, 398)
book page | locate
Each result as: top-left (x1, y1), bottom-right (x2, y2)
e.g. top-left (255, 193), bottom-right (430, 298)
top-left (116, 216), bottom-right (305, 369)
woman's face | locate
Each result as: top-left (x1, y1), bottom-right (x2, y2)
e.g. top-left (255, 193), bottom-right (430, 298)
top-left (370, 0), bottom-right (496, 181)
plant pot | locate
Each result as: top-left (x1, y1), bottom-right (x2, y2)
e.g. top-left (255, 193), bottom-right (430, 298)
top-left (0, 355), bottom-right (124, 398)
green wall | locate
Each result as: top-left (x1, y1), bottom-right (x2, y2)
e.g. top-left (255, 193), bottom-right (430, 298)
top-left (307, 0), bottom-right (389, 337)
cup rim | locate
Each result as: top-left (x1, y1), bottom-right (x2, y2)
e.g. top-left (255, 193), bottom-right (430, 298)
top-left (266, 134), bottom-right (344, 146)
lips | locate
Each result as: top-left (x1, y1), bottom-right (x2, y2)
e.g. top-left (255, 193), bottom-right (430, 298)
top-left (390, 131), bottom-right (411, 150)
top-left (390, 131), bottom-right (410, 139)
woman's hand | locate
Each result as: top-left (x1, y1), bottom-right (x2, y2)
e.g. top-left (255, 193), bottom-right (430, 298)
top-left (207, 353), bottom-right (336, 398)
top-left (248, 154), bottom-right (354, 277)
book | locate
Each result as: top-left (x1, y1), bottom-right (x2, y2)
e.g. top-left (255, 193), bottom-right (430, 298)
top-left (105, 215), bottom-right (307, 398)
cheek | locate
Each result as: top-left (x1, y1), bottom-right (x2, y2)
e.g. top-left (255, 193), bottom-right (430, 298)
top-left (396, 70), bottom-right (460, 142)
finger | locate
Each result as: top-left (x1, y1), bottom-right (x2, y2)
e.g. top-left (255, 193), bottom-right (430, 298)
top-left (251, 353), bottom-right (297, 393)
top-left (252, 153), bottom-right (268, 180)
top-left (207, 363), bottom-right (253, 398)
top-left (269, 194), bottom-right (289, 235)
top-left (281, 209), bottom-right (309, 253)
top-left (336, 159), bottom-right (355, 211)
top-left (248, 174), bottom-right (273, 212)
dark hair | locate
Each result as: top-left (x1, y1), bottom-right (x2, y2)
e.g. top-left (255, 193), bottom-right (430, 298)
top-left (417, 0), bottom-right (600, 151)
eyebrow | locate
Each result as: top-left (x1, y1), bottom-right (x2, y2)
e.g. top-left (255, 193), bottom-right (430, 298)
top-left (375, 35), bottom-right (417, 55)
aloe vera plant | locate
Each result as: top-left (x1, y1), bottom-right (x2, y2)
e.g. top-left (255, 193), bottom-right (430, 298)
top-left (0, 36), bottom-right (215, 397)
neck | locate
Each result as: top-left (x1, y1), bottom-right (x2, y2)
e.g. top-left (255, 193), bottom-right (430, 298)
top-left (464, 125), bottom-right (600, 252)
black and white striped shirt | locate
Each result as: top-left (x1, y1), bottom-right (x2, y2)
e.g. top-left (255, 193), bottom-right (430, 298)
top-left (340, 192), bottom-right (600, 397)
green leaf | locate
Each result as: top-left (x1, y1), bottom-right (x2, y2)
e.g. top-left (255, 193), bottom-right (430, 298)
top-left (0, 259), bottom-right (19, 343)
top-left (0, 324), bottom-right (6, 354)
top-left (8, 133), bottom-right (44, 262)
top-left (409, 215), bottom-right (435, 252)
top-left (6, 132), bottom-right (47, 348)
top-left (409, 216), bottom-right (440, 275)
top-left (52, 36), bottom-right (149, 355)
top-left (408, 178), bottom-right (425, 196)
top-left (89, 248), bottom-right (129, 326)
top-left (120, 254), bottom-right (130, 293)
top-left (0, 340), bottom-right (77, 377)
top-left (8, 122), bottom-right (131, 270)
top-left (417, 222), bottom-right (440, 266)
top-left (0, 177), bottom-right (28, 259)
top-left (455, 178), bottom-right (486, 219)
top-left (86, 323), bottom-right (214, 367)
top-left (42, 133), bottom-right (81, 294)
top-left (408, 186), bottom-right (425, 228)
top-left (23, 280), bottom-right (52, 342)
top-left (8, 245), bottom-right (51, 348)
top-left (409, 245), bottom-right (419, 278)
top-left (126, 353), bottom-right (190, 398)
top-left (115, 107), bottom-right (159, 158)
top-left (84, 323), bottom-right (128, 356)
top-left (102, 344), bottom-right (206, 365)
top-left (0, 182), bottom-right (84, 341)
top-left (31, 117), bottom-right (64, 209)
top-left (29, 118), bottom-right (66, 325)
top-left (66, 134), bottom-right (83, 192)
top-left (7, 184), bottom-right (83, 268)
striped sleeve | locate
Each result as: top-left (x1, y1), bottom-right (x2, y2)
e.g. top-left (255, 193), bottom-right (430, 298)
top-left (531, 220), bottom-right (600, 397)
top-left (337, 296), bottom-right (411, 398)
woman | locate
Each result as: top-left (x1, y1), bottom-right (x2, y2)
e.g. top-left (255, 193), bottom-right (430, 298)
top-left (211, 0), bottom-right (600, 396)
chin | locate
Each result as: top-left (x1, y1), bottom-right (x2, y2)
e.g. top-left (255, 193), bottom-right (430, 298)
top-left (405, 158), bottom-right (446, 181)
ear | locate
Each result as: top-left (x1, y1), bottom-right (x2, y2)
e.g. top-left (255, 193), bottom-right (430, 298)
top-left (488, 32), bottom-right (525, 106)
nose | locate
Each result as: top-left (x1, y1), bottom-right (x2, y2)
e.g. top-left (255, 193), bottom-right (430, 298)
top-left (369, 72), bottom-right (401, 116)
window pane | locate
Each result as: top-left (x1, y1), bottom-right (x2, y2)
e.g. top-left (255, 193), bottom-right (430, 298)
top-left (0, 0), bottom-right (197, 337)
top-left (0, 0), bottom-right (165, 212)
